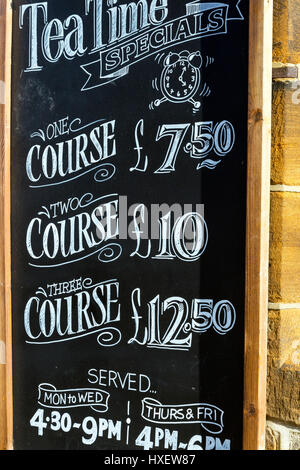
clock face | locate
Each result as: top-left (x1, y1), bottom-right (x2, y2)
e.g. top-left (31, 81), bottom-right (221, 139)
top-left (161, 60), bottom-right (200, 102)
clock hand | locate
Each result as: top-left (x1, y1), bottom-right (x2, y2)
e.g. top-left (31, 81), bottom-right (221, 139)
top-left (179, 70), bottom-right (186, 86)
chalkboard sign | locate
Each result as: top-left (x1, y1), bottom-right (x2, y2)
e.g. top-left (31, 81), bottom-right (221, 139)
top-left (10, 0), bottom-right (250, 450)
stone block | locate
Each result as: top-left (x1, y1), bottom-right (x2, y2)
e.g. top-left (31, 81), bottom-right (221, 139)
top-left (272, 81), bottom-right (300, 186)
top-left (268, 309), bottom-right (300, 369)
top-left (273, 0), bottom-right (300, 64)
top-left (266, 424), bottom-right (280, 450)
top-left (269, 192), bottom-right (300, 303)
top-left (266, 420), bottom-right (300, 450)
top-left (267, 364), bottom-right (300, 425)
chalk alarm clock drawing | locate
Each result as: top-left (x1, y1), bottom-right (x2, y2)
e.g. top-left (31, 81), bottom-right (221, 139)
top-left (152, 51), bottom-right (213, 111)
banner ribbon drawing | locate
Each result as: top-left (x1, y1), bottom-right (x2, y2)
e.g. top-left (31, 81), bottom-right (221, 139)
top-left (38, 383), bottom-right (110, 413)
top-left (81, 1), bottom-right (244, 90)
top-left (141, 398), bottom-right (224, 434)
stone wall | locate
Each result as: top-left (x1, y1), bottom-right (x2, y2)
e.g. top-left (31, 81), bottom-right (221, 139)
top-left (267, 0), bottom-right (300, 450)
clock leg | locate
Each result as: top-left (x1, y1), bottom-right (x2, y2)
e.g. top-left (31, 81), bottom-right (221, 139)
top-left (154, 97), bottom-right (167, 107)
top-left (189, 98), bottom-right (201, 109)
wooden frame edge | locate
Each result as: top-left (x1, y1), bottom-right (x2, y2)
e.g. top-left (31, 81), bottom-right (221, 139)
top-left (243, 0), bottom-right (273, 450)
top-left (3, 0), bottom-right (13, 451)
top-left (0, 0), bottom-right (7, 450)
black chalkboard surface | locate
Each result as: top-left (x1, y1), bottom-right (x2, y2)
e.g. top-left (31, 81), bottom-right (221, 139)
top-left (11, 0), bottom-right (249, 450)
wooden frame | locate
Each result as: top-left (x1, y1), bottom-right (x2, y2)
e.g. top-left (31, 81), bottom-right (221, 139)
top-left (0, 0), bottom-right (6, 451)
top-left (243, 0), bottom-right (273, 450)
top-left (0, 0), bottom-right (273, 450)
top-left (0, 0), bottom-right (13, 451)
